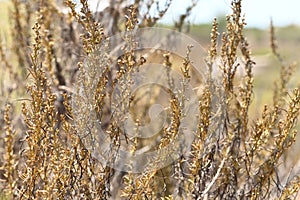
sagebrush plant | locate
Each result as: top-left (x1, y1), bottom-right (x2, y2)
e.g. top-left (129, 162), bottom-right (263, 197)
top-left (0, 0), bottom-right (299, 199)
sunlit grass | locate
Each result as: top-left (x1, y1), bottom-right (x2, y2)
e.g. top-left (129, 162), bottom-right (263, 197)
top-left (0, 0), bottom-right (300, 198)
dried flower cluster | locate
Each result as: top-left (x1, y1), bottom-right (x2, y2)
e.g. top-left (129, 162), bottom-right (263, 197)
top-left (0, 0), bottom-right (299, 199)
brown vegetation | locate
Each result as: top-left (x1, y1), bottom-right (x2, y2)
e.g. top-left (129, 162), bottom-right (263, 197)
top-left (0, 0), bottom-right (299, 199)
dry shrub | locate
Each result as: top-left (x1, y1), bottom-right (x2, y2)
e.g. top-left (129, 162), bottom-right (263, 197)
top-left (0, 0), bottom-right (299, 199)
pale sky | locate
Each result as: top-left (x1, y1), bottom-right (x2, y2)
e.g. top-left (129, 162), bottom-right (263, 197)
top-left (85, 0), bottom-right (300, 28)
top-left (186, 0), bottom-right (300, 28)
